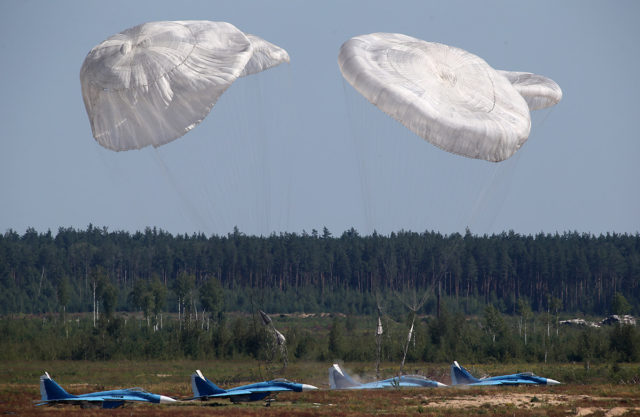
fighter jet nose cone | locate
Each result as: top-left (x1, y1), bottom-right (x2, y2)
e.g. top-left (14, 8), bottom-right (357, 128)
top-left (301, 384), bottom-right (318, 391)
top-left (436, 382), bottom-right (447, 387)
top-left (546, 378), bottom-right (561, 385)
top-left (159, 395), bottom-right (177, 403)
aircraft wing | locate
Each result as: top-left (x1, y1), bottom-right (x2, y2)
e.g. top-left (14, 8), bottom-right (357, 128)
top-left (213, 389), bottom-right (255, 397)
top-left (495, 379), bottom-right (539, 385)
top-left (233, 386), bottom-right (293, 393)
top-left (194, 388), bottom-right (280, 402)
top-left (36, 398), bottom-right (126, 408)
top-left (465, 378), bottom-right (551, 386)
top-left (469, 379), bottom-right (542, 386)
top-left (189, 389), bottom-right (254, 399)
top-left (465, 380), bottom-right (511, 386)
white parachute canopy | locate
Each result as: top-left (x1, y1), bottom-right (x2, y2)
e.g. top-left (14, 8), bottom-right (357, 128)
top-left (338, 33), bottom-right (561, 162)
top-left (498, 70), bottom-right (563, 111)
top-left (80, 21), bottom-right (289, 151)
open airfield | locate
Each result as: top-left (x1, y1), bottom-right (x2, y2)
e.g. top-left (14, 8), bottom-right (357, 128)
top-left (2, 360), bottom-right (639, 416)
top-left (1, 3), bottom-right (638, 416)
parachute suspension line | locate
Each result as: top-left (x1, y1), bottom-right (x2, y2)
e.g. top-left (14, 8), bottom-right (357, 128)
top-left (220, 64), bottom-right (294, 236)
top-left (417, 153), bottom-right (522, 315)
top-left (257, 309), bottom-right (288, 376)
top-left (465, 152), bottom-right (522, 235)
top-left (248, 75), bottom-right (271, 236)
top-left (368, 91), bottom-right (398, 234)
top-left (531, 105), bottom-right (556, 131)
top-left (267, 64), bottom-right (296, 235)
top-left (196, 152), bottom-right (232, 236)
top-left (342, 78), bottom-right (374, 234)
top-left (375, 301), bottom-right (383, 380)
top-left (391, 285), bottom-right (434, 374)
top-left (221, 79), bottom-right (268, 236)
top-left (465, 162), bottom-right (501, 233)
top-left (461, 103), bottom-right (552, 234)
top-left (94, 145), bottom-right (131, 197)
top-left (400, 312), bottom-right (416, 374)
top-left (150, 148), bottom-right (214, 233)
top-left (233, 82), bottom-right (259, 234)
top-left (279, 64), bottom-right (296, 232)
top-left (468, 105), bottom-right (556, 234)
top-left (375, 299), bottom-right (399, 374)
top-left (197, 89), bottom-right (256, 236)
top-left (249, 293), bottom-right (265, 382)
top-left (226, 90), bottom-right (252, 234)
top-left (182, 129), bottom-right (233, 236)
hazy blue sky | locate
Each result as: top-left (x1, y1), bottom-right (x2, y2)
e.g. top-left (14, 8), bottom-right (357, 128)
top-left (1, 1), bottom-right (638, 237)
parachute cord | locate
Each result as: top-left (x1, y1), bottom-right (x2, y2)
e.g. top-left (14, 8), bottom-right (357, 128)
top-left (188, 134), bottom-right (232, 235)
top-left (150, 148), bottom-right (214, 233)
top-left (532, 106), bottom-right (555, 130)
top-left (253, 75), bottom-right (271, 236)
top-left (250, 293), bottom-right (264, 382)
top-left (238, 77), bottom-right (266, 236)
top-left (465, 162), bottom-right (502, 233)
top-left (279, 64), bottom-right (296, 233)
top-left (342, 78), bottom-right (374, 234)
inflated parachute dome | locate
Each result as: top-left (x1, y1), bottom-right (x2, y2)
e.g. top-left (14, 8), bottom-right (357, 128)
top-left (80, 21), bottom-right (289, 151)
top-left (338, 33), bottom-right (562, 162)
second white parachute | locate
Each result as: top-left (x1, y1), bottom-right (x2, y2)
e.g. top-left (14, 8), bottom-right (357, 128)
top-left (338, 33), bottom-right (561, 162)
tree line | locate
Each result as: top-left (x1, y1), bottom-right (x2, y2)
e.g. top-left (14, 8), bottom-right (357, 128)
top-left (1, 225), bottom-right (638, 317)
top-left (2, 306), bottom-right (639, 370)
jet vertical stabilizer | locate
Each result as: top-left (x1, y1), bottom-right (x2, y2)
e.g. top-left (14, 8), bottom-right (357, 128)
top-left (40, 372), bottom-right (77, 401)
top-left (451, 361), bottom-right (481, 385)
top-left (191, 370), bottom-right (226, 398)
top-left (329, 364), bottom-right (362, 389)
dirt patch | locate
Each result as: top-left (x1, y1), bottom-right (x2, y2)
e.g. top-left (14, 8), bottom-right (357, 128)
top-left (418, 393), bottom-right (565, 409)
top-left (576, 407), bottom-right (639, 417)
top-left (606, 407), bottom-right (634, 417)
top-left (576, 408), bottom-right (599, 416)
top-left (414, 393), bottom-right (639, 417)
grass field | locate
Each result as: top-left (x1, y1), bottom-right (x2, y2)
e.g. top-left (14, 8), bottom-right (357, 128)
top-left (2, 360), bottom-right (639, 416)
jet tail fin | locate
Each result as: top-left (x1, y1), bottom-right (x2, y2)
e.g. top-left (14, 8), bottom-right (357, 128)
top-left (450, 361), bottom-right (481, 385)
top-left (191, 370), bottom-right (226, 398)
top-left (328, 364), bottom-right (361, 389)
top-left (40, 372), bottom-right (76, 401)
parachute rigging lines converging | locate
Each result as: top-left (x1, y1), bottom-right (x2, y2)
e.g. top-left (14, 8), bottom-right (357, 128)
top-left (338, 33), bottom-right (562, 162)
top-left (80, 20), bottom-right (289, 151)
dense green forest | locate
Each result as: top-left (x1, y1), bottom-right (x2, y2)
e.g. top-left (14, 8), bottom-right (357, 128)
top-left (2, 308), bottom-right (639, 367)
top-left (1, 225), bottom-right (639, 366)
top-left (1, 225), bottom-right (638, 316)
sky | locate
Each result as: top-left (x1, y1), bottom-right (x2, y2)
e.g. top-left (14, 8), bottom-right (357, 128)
top-left (1, 1), bottom-right (638, 238)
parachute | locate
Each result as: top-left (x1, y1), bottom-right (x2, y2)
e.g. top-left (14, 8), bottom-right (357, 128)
top-left (258, 310), bottom-right (288, 370)
top-left (80, 21), bottom-right (289, 151)
top-left (338, 33), bottom-right (561, 162)
top-left (498, 70), bottom-right (563, 111)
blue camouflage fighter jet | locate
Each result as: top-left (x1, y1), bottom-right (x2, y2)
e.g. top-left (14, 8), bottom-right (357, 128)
top-left (450, 361), bottom-right (560, 386)
top-left (189, 369), bottom-right (318, 403)
top-left (329, 363), bottom-right (446, 389)
top-left (37, 372), bottom-right (177, 408)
